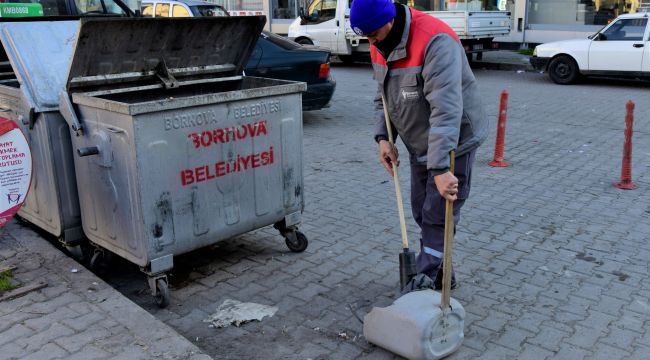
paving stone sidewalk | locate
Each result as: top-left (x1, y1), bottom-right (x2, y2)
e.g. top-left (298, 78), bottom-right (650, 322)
top-left (99, 67), bottom-right (650, 360)
top-left (0, 221), bottom-right (211, 360)
top-left (3, 63), bottom-right (650, 360)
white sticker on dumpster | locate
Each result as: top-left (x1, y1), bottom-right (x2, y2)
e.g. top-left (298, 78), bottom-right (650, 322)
top-left (0, 117), bottom-right (32, 228)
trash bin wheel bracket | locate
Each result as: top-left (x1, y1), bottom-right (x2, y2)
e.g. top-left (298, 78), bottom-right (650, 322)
top-left (273, 219), bottom-right (308, 252)
top-left (148, 275), bottom-right (170, 308)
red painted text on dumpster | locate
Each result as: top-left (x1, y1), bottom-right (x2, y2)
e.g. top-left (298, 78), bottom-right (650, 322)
top-left (180, 146), bottom-right (274, 186)
top-left (188, 120), bottom-right (268, 149)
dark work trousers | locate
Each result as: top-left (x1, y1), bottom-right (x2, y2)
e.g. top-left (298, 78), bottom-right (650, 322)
top-left (410, 149), bottom-right (476, 279)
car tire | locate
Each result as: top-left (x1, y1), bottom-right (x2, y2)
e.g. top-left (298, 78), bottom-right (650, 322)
top-left (296, 38), bottom-right (313, 45)
top-left (548, 55), bottom-right (580, 85)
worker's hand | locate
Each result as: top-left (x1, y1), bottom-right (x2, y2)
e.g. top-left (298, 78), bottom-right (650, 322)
top-left (434, 171), bottom-right (459, 202)
top-left (378, 140), bottom-right (399, 176)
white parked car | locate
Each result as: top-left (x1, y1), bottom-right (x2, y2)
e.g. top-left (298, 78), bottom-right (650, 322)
top-left (530, 13), bottom-right (650, 84)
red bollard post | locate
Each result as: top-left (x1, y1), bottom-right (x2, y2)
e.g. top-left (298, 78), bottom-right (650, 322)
top-left (614, 100), bottom-right (637, 190)
top-left (489, 90), bottom-right (509, 167)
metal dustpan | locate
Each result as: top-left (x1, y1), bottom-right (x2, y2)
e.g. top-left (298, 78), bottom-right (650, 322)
top-left (363, 152), bottom-right (465, 360)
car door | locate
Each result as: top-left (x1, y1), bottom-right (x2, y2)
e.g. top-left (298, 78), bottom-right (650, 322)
top-left (154, 2), bottom-right (170, 17)
top-left (171, 3), bottom-right (191, 17)
top-left (641, 24), bottom-right (650, 75)
top-left (303, 0), bottom-right (338, 50)
top-left (589, 18), bottom-right (647, 72)
top-left (141, 2), bottom-right (154, 16)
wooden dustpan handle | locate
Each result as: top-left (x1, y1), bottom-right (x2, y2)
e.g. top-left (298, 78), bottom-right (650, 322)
top-left (441, 151), bottom-right (455, 309)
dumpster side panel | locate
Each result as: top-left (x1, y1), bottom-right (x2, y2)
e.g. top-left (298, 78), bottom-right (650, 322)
top-left (0, 87), bottom-right (82, 240)
top-left (134, 93), bottom-right (304, 258)
top-left (69, 77), bottom-right (304, 269)
top-left (70, 107), bottom-right (147, 266)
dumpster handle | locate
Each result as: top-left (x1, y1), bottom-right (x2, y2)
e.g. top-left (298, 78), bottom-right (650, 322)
top-left (77, 147), bottom-right (99, 157)
top-left (156, 60), bottom-right (179, 89)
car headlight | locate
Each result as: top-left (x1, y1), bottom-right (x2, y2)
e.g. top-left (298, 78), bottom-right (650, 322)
top-left (533, 47), bottom-right (537, 56)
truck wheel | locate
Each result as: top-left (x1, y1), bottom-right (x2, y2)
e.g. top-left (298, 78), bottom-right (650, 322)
top-left (548, 55), bottom-right (580, 85)
top-left (296, 38), bottom-right (313, 46)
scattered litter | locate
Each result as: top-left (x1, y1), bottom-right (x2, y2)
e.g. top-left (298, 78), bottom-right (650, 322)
top-left (92, 282), bottom-right (98, 286)
top-left (578, 150), bottom-right (584, 153)
top-left (70, 268), bottom-right (79, 273)
top-left (313, 327), bottom-right (320, 331)
top-left (516, 70), bottom-right (525, 74)
top-left (525, 231), bottom-right (534, 235)
top-left (338, 332), bottom-right (349, 339)
top-left (582, 144), bottom-right (590, 147)
top-left (204, 299), bottom-right (278, 328)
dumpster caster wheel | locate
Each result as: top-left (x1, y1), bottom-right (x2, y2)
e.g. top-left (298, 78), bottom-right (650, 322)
top-left (89, 250), bottom-right (111, 274)
top-left (285, 231), bottom-right (308, 253)
top-left (14, 215), bottom-right (28, 225)
top-left (65, 244), bottom-right (84, 261)
top-left (154, 279), bottom-right (170, 308)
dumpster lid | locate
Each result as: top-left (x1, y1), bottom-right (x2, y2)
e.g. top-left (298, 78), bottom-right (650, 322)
top-left (66, 17), bottom-right (266, 92)
top-left (0, 21), bottom-right (77, 112)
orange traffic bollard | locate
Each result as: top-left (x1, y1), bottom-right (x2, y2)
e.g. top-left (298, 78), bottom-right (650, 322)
top-left (614, 101), bottom-right (637, 190)
top-left (489, 90), bottom-right (509, 167)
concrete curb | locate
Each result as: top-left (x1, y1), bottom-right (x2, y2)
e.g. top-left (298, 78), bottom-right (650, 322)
top-left (0, 220), bottom-right (212, 360)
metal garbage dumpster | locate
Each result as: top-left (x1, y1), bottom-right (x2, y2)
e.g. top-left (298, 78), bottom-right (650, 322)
top-left (59, 17), bottom-right (309, 307)
top-left (0, 20), bottom-right (84, 253)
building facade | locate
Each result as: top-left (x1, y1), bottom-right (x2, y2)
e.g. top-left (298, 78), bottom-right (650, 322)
top-left (213, 0), bottom-right (649, 42)
top-left (499, 0), bottom-right (649, 44)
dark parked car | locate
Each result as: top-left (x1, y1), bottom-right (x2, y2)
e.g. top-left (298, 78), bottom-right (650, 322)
top-left (246, 31), bottom-right (335, 111)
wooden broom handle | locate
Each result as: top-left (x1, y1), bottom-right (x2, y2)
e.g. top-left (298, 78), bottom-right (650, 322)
top-left (441, 150), bottom-right (455, 309)
top-left (381, 95), bottom-right (409, 250)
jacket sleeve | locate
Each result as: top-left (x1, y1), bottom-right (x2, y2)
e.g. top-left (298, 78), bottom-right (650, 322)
top-left (373, 82), bottom-right (389, 142)
top-left (421, 33), bottom-right (463, 171)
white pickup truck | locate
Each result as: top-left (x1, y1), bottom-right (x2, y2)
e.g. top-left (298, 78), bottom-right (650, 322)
top-left (288, 0), bottom-right (511, 63)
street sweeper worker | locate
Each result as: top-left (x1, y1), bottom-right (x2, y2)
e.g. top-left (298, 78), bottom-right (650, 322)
top-left (351, 0), bottom-right (488, 289)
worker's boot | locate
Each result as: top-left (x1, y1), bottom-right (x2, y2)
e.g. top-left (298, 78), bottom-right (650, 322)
top-left (433, 267), bottom-right (458, 291)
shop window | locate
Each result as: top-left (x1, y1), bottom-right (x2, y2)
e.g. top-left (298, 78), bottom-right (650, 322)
top-left (172, 4), bottom-right (190, 16)
top-left (529, 0), bottom-right (642, 26)
top-left (155, 3), bottom-right (169, 16)
top-left (600, 18), bottom-right (647, 40)
top-left (273, 0), bottom-right (298, 18)
top-left (394, 0), bottom-right (500, 12)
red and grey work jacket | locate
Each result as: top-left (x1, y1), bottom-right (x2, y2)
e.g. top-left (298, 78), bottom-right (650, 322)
top-left (372, 4), bottom-right (487, 171)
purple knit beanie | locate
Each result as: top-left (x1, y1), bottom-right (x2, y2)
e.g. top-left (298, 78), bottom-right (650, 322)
top-left (350, 0), bottom-right (396, 36)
